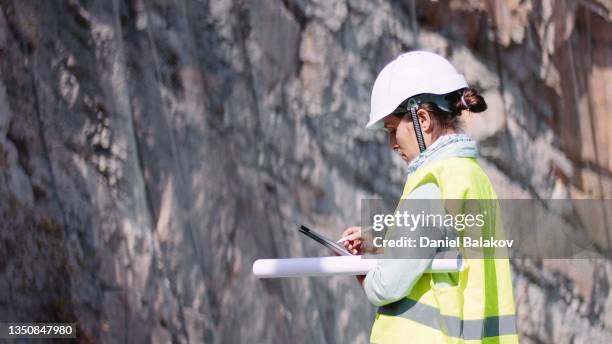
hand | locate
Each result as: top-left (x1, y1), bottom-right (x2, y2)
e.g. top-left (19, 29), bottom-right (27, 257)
top-left (341, 226), bottom-right (363, 255)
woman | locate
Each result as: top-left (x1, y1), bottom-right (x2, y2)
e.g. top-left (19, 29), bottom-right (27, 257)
top-left (341, 51), bottom-right (518, 343)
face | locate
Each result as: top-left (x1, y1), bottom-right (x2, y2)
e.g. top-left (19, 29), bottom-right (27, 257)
top-left (383, 114), bottom-right (421, 162)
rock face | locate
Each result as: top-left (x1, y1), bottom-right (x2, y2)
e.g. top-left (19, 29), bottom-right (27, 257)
top-left (0, 0), bottom-right (610, 342)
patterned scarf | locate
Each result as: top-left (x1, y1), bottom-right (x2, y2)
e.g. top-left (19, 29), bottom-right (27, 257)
top-left (405, 133), bottom-right (476, 176)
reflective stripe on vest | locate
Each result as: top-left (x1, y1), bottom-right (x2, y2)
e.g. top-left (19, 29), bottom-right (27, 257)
top-left (378, 298), bottom-right (516, 340)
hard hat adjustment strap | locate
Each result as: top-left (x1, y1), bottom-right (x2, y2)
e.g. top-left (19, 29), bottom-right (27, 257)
top-left (408, 100), bottom-right (427, 153)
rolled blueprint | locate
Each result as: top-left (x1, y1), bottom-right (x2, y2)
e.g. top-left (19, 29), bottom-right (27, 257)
top-left (253, 251), bottom-right (463, 278)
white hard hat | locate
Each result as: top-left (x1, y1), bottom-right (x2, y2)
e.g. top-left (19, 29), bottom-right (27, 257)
top-left (366, 51), bottom-right (469, 129)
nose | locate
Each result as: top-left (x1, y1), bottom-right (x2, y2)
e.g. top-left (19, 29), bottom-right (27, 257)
top-left (389, 132), bottom-right (399, 150)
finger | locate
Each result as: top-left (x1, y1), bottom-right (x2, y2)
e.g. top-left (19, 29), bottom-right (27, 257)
top-left (345, 233), bottom-right (360, 241)
top-left (342, 229), bottom-right (355, 237)
top-left (343, 226), bottom-right (360, 236)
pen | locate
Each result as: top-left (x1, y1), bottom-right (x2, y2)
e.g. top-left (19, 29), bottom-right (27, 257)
top-left (336, 236), bottom-right (352, 243)
top-left (336, 227), bottom-right (372, 243)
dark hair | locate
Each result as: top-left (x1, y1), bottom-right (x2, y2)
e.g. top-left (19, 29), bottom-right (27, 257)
top-left (419, 87), bottom-right (487, 128)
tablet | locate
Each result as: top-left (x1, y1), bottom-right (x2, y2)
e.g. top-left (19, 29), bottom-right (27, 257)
top-left (299, 225), bottom-right (352, 256)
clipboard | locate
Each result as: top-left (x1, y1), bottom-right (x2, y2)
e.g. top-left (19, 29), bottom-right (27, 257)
top-left (299, 225), bottom-right (352, 256)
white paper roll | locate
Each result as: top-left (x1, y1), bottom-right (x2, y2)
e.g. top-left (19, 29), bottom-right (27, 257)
top-left (253, 251), bottom-right (464, 278)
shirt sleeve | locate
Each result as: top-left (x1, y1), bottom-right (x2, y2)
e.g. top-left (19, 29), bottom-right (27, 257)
top-left (363, 182), bottom-right (447, 307)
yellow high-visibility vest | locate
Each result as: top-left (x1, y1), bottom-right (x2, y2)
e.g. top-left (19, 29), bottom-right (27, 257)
top-left (370, 157), bottom-right (518, 344)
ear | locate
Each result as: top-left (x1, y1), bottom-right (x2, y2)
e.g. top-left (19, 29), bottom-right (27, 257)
top-left (416, 109), bottom-right (434, 133)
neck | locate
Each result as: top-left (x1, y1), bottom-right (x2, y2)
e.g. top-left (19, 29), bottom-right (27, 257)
top-left (427, 127), bottom-right (458, 147)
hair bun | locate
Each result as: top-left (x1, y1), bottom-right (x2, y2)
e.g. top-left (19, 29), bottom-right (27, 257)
top-left (459, 88), bottom-right (487, 113)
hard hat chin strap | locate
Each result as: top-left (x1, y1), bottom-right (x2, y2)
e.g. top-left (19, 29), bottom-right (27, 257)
top-left (409, 104), bottom-right (427, 153)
